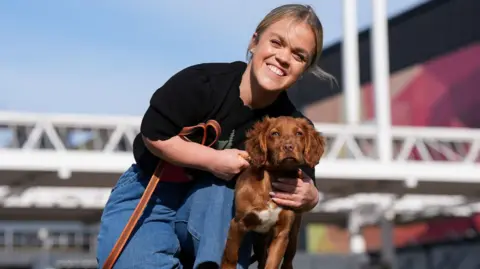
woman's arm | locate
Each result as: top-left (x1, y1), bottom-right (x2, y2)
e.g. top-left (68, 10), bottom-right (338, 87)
top-left (140, 66), bottom-right (216, 169)
top-left (144, 135), bottom-right (250, 180)
top-left (143, 135), bottom-right (218, 171)
top-left (139, 65), bottom-right (250, 180)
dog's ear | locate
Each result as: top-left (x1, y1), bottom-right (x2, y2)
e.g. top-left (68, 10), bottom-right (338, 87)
top-left (299, 119), bottom-right (325, 167)
top-left (245, 117), bottom-right (271, 168)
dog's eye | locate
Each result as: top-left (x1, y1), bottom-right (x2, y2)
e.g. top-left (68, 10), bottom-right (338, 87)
top-left (271, 131), bottom-right (280, 137)
top-left (296, 131), bottom-right (303, 136)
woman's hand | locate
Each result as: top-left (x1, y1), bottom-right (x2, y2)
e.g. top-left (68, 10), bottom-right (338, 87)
top-left (207, 149), bottom-right (250, 181)
top-left (269, 169), bottom-right (319, 212)
top-left (145, 136), bottom-right (250, 181)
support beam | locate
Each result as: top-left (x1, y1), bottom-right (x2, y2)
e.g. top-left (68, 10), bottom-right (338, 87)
top-left (342, 0), bottom-right (361, 125)
top-left (380, 204), bottom-right (397, 269)
top-left (348, 206), bottom-right (366, 254)
top-left (371, 0), bottom-right (393, 163)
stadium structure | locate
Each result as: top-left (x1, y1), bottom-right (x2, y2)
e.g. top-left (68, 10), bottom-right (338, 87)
top-left (1, 0), bottom-right (479, 268)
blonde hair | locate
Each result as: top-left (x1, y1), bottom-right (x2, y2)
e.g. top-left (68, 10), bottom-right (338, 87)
top-left (247, 4), bottom-right (336, 84)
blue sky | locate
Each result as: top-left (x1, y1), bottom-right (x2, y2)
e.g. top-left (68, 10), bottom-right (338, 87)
top-left (1, 0), bottom-right (427, 116)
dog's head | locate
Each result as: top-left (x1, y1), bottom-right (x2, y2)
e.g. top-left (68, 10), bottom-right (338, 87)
top-left (245, 116), bottom-right (325, 170)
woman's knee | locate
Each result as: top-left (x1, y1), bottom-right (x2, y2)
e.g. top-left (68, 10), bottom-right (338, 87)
top-left (96, 165), bottom-right (188, 268)
top-left (174, 176), bottom-right (238, 267)
top-left (97, 220), bottom-right (182, 269)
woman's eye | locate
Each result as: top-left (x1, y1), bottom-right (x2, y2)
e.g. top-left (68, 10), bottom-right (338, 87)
top-left (294, 53), bottom-right (306, 62)
top-left (270, 39), bottom-right (281, 47)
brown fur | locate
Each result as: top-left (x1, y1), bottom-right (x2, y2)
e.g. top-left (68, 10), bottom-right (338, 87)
top-left (221, 116), bottom-right (325, 269)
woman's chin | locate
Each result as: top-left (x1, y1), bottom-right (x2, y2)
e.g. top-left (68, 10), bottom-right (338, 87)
top-left (256, 77), bottom-right (287, 92)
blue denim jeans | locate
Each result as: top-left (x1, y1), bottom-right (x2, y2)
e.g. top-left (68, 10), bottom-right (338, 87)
top-left (96, 164), bottom-right (252, 269)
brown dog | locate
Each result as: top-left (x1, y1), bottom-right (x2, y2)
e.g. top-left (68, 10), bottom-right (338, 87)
top-left (221, 116), bottom-right (325, 269)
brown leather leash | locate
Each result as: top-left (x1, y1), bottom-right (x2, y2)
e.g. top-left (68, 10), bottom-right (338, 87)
top-left (101, 120), bottom-right (221, 269)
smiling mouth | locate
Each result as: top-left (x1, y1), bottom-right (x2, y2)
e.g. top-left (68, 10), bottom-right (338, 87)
top-left (267, 64), bottom-right (285, 76)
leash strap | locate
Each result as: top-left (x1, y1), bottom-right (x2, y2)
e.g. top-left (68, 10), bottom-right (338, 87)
top-left (101, 120), bottom-right (221, 269)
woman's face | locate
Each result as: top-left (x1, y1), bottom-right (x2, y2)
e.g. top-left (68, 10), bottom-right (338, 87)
top-left (249, 17), bottom-right (316, 92)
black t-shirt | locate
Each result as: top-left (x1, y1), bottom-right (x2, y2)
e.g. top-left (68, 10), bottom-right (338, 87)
top-left (133, 61), bottom-right (316, 179)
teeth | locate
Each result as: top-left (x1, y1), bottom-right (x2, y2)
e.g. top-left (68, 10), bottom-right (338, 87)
top-left (267, 64), bottom-right (285, 76)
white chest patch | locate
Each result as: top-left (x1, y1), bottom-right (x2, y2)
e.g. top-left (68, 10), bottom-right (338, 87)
top-left (252, 203), bottom-right (283, 233)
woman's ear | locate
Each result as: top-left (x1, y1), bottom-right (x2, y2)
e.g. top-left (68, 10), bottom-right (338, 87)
top-left (248, 33), bottom-right (259, 54)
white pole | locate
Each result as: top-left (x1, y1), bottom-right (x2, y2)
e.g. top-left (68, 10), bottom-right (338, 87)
top-left (343, 0), bottom-right (366, 254)
top-left (371, 0), bottom-right (393, 163)
top-left (342, 0), bottom-right (361, 125)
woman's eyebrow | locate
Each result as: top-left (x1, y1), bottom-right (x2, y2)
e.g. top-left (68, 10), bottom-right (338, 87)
top-left (270, 32), bottom-right (310, 56)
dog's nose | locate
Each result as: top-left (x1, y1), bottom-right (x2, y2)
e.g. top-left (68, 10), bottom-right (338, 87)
top-left (284, 143), bottom-right (294, 152)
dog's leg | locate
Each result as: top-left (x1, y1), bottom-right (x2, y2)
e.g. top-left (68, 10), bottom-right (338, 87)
top-left (264, 210), bottom-right (295, 269)
top-left (252, 231), bottom-right (273, 269)
top-left (281, 215), bottom-right (302, 269)
top-left (221, 218), bottom-right (246, 269)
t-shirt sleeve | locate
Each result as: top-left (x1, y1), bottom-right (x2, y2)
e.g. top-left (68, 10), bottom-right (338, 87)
top-left (141, 66), bottom-right (212, 141)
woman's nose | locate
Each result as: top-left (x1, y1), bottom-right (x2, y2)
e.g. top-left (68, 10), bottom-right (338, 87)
top-left (275, 50), bottom-right (290, 66)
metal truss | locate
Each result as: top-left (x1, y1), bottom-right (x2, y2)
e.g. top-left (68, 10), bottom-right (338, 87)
top-left (1, 111), bottom-right (480, 161)
top-left (320, 123), bottom-right (480, 163)
top-left (1, 111), bottom-right (480, 181)
top-left (0, 111), bottom-right (140, 153)
top-left (315, 123), bottom-right (480, 183)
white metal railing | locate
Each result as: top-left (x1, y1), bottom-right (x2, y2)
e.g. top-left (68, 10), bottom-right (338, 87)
top-left (1, 111), bottom-right (480, 184)
top-left (319, 123), bottom-right (480, 163)
top-left (1, 111), bottom-right (479, 164)
top-left (0, 111), bottom-right (139, 152)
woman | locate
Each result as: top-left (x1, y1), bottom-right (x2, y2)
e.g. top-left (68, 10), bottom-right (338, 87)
top-left (97, 4), bottom-right (333, 269)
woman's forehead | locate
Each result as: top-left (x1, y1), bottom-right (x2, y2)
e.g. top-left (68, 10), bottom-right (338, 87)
top-left (263, 18), bottom-right (316, 53)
